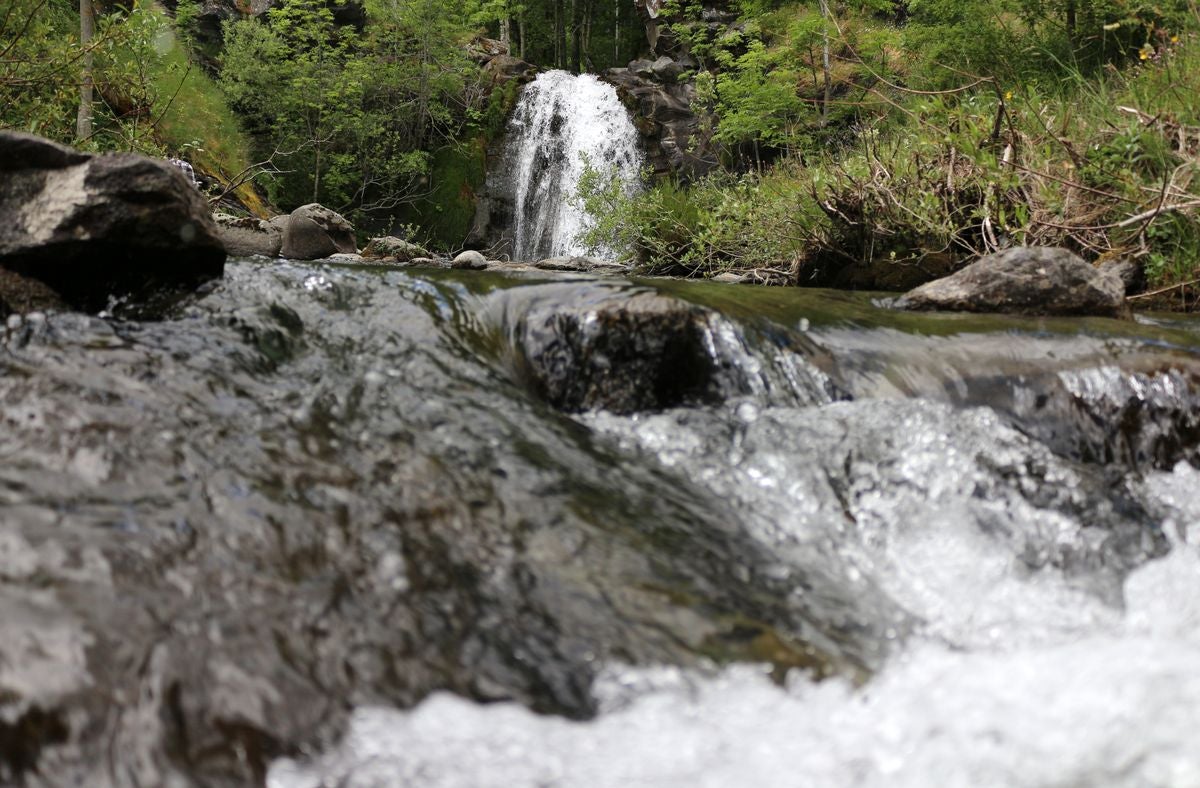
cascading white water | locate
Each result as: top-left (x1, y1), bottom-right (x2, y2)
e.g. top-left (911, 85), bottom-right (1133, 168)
top-left (505, 70), bottom-right (644, 261)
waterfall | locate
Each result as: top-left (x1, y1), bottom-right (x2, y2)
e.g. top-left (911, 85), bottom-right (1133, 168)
top-left (503, 70), bottom-right (645, 261)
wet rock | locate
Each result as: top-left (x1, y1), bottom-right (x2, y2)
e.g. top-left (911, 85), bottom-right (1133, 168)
top-left (213, 212), bottom-right (282, 257)
top-left (280, 203), bottom-right (357, 260)
top-left (362, 236), bottom-right (429, 263)
top-left (0, 132), bottom-right (225, 313)
top-left (629, 58), bottom-right (655, 78)
top-left (896, 247), bottom-right (1128, 318)
top-left (534, 256), bottom-right (629, 274)
top-left (515, 290), bottom-right (730, 413)
top-left (977, 361), bottom-right (1200, 471)
top-left (0, 265), bottom-right (891, 784)
top-left (0, 268), bottom-right (67, 317)
top-left (465, 191), bottom-right (513, 257)
top-left (452, 250), bottom-right (488, 270)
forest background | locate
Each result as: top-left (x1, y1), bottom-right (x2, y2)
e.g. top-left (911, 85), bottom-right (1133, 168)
top-left (3, 0), bottom-right (1200, 303)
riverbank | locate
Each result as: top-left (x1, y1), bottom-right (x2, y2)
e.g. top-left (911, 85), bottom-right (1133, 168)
top-left (577, 6), bottom-right (1200, 311)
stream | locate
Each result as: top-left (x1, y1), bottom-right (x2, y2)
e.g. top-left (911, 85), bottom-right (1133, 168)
top-left (2, 259), bottom-right (1200, 786)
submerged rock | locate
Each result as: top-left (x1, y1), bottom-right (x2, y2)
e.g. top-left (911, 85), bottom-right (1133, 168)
top-left (280, 203), bottom-right (357, 260)
top-left (213, 212), bottom-right (283, 257)
top-left (976, 361), bottom-right (1200, 471)
top-left (515, 290), bottom-right (731, 413)
top-left (896, 247), bottom-right (1127, 318)
top-left (0, 131), bottom-right (225, 313)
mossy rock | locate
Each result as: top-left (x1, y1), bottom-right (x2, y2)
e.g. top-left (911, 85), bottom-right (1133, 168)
top-left (362, 236), bottom-right (430, 262)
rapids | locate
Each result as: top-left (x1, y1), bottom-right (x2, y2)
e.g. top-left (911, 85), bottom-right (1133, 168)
top-left (3, 259), bottom-right (1200, 785)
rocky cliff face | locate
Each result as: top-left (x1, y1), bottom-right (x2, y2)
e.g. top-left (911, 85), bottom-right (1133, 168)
top-left (604, 56), bottom-right (718, 182)
top-left (603, 0), bottom-right (741, 183)
top-left (633, 0), bottom-right (738, 57)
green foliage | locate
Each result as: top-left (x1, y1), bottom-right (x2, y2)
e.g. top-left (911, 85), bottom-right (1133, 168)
top-left (577, 157), bottom-right (819, 275)
top-left (219, 0), bottom-right (485, 230)
top-left (1, 0), bottom-right (88, 142)
top-left (581, 16), bottom-right (1200, 295)
top-left (0, 0), bottom-right (251, 176)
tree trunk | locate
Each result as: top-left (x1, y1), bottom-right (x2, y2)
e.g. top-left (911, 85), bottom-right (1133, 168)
top-left (570, 0), bottom-right (581, 73)
top-left (76, 0), bottom-right (95, 142)
top-left (313, 142), bottom-right (322, 203)
top-left (500, 16), bottom-right (511, 49)
top-left (613, 0), bottom-right (620, 65)
top-left (519, 15), bottom-right (526, 60)
top-left (582, 0), bottom-right (592, 67)
top-left (1065, 0), bottom-right (1077, 46)
top-left (555, 0), bottom-right (565, 69)
top-left (818, 0), bottom-right (832, 123)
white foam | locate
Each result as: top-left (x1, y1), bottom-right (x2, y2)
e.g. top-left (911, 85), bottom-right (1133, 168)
top-left (505, 70), bottom-right (644, 260)
top-left (271, 455), bottom-right (1200, 788)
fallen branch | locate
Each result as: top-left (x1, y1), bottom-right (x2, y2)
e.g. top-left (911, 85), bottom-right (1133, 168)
top-left (1127, 277), bottom-right (1200, 300)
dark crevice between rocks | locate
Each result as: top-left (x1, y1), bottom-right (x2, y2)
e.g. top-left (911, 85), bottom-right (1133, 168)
top-left (2, 245), bottom-right (223, 319)
top-left (0, 706), bottom-right (70, 784)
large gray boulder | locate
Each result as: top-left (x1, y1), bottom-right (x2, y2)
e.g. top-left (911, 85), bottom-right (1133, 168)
top-left (213, 212), bottom-right (282, 257)
top-left (896, 247), bottom-right (1128, 318)
top-left (280, 203), bottom-right (357, 260)
top-left (0, 131), bottom-right (225, 312)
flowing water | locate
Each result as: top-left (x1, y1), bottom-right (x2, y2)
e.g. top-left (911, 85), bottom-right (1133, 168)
top-left (497, 70), bottom-right (645, 261)
top-left (3, 260), bottom-right (1200, 786)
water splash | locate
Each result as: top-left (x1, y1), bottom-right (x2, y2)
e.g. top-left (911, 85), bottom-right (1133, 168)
top-left (503, 70), bottom-right (644, 261)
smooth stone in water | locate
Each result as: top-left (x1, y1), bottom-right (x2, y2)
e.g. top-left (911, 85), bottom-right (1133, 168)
top-left (896, 246), bottom-right (1127, 318)
top-left (534, 256), bottom-right (628, 274)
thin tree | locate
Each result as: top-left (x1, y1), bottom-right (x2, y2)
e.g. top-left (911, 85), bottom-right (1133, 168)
top-left (613, 0), bottom-right (620, 65)
top-left (76, 0), bottom-right (94, 141)
top-left (818, 0), bottom-right (831, 123)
